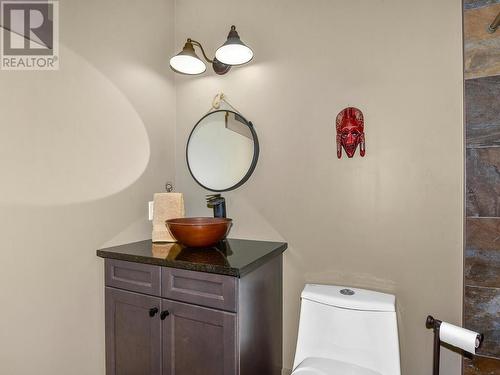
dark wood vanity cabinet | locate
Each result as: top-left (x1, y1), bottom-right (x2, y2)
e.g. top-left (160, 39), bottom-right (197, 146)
top-left (105, 287), bottom-right (162, 375)
top-left (99, 239), bottom-right (286, 375)
top-left (162, 299), bottom-right (237, 375)
top-left (106, 286), bottom-right (236, 375)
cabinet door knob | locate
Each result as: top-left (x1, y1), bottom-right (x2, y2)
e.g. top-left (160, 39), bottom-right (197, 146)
top-left (149, 307), bottom-right (159, 317)
top-left (160, 310), bottom-right (170, 320)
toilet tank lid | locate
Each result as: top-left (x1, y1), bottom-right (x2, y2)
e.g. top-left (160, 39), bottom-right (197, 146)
top-left (301, 284), bottom-right (396, 312)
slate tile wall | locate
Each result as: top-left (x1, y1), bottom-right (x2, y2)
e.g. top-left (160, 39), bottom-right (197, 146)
top-left (464, 286), bottom-right (500, 357)
top-left (465, 219), bottom-right (500, 288)
top-left (466, 148), bottom-right (500, 217)
top-left (463, 0), bottom-right (500, 375)
top-left (465, 0), bottom-right (500, 10)
top-left (463, 1), bottom-right (500, 374)
top-left (464, 2), bottom-right (500, 79)
top-left (464, 356), bottom-right (500, 375)
top-left (465, 76), bottom-right (500, 148)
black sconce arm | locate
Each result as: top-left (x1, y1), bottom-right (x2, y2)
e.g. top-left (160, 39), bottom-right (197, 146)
top-left (188, 39), bottom-right (213, 63)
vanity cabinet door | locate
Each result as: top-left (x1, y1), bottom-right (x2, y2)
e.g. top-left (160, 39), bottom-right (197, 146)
top-left (162, 299), bottom-right (237, 375)
top-left (105, 287), bottom-right (162, 375)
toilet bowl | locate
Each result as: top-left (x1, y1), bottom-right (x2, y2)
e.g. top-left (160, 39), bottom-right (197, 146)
top-left (292, 357), bottom-right (382, 375)
top-left (292, 284), bottom-right (401, 375)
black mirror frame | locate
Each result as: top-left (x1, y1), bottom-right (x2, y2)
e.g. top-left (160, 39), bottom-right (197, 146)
top-left (186, 109), bottom-right (259, 192)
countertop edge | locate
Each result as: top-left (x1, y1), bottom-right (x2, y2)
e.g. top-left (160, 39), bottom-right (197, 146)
top-left (96, 240), bottom-right (288, 278)
top-left (237, 242), bottom-right (288, 277)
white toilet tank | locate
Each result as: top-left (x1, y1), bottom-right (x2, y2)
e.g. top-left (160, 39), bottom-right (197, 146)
top-left (293, 284), bottom-right (401, 375)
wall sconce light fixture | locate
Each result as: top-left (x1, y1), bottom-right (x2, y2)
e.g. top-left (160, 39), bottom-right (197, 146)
top-left (169, 25), bottom-right (253, 75)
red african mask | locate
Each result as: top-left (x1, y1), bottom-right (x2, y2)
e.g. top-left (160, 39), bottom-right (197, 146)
top-left (336, 107), bottom-right (365, 158)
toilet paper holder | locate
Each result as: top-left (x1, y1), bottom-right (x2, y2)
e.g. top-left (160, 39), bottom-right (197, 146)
top-left (426, 315), bottom-right (484, 375)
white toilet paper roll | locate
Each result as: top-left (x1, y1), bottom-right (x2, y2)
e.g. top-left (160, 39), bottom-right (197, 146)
top-left (439, 322), bottom-right (481, 354)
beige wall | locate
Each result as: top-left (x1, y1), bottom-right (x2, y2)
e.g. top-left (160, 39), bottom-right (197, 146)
top-left (174, 0), bottom-right (464, 374)
top-left (0, 0), bottom-right (175, 374)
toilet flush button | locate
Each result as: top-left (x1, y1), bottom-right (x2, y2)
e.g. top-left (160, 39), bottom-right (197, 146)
top-left (340, 288), bottom-right (355, 296)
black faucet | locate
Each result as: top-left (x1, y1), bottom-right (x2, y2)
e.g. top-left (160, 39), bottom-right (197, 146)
top-left (206, 194), bottom-right (227, 218)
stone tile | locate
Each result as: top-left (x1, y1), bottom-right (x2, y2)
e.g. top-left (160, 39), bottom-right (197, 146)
top-left (465, 219), bottom-right (500, 288)
top-left (464, 4), bottom-right (500, 79)
top-left (464, 286), bottom-right (500, 357)
top-left (465, 0), bottom-right (500, 10)
top-left (464, 356), bottom-right (500, 375)
top-left (465, 76), bottom-right (500, 148)
top-left (466, 148), bottom-right (500, 217)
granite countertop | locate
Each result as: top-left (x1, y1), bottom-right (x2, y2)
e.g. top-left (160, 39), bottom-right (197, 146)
top-left (96, 238), bottom-right (287, 277)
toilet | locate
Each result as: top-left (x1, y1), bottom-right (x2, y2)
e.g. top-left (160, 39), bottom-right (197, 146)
top-left (292, 284), bottom-right (401, 375)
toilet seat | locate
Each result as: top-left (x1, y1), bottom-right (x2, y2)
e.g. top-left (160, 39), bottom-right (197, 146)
top-left (292, 357), bottom-right (382, 375)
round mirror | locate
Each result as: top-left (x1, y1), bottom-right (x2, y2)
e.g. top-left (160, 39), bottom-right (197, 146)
top-left (186, 110), bottom-right (259, 192)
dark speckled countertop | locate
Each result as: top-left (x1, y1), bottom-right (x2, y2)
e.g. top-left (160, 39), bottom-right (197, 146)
top-left (96, 238), bottom-right (287, 277)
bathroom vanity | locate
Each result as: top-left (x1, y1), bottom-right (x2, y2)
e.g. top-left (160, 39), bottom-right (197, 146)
top-left (97, 238), bottom-right (287, 375)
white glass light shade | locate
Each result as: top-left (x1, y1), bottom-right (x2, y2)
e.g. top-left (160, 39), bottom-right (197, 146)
top-left (169, 54), bottom-right (206, 75)
top-left (169, 41), bottom-right (206, 75)
top-left (215, 43), bottom-right (253, 65)
top-left (215, 26), bottom-right (254, 66)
